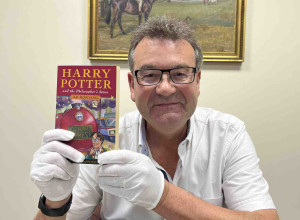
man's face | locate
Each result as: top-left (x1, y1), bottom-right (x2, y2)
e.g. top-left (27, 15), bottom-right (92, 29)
top-left (128, 37), bottom-right (201, 130)
top-left (92, 133), bottom-right (102, 150)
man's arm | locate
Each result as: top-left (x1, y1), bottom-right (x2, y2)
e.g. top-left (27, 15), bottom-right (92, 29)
top-left (33, 198), bottom-right (70, 220)
top-left (30, 130), bottom-right (85, 220)
top-left (33, 164), bottom-right (103, 220)
top-left (34, 211), bottom-right (65, 220)
top-left (96, 150), bottom-right (279, 220)
top-left (154, 180), bottom-right (279, 220)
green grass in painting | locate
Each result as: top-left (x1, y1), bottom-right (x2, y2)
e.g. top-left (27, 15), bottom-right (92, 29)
top-left (98, 0), bottom-right (236, 52)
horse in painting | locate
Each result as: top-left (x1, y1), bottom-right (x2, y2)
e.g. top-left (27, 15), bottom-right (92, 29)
top-left (105, 0), bottom-right (156, 38)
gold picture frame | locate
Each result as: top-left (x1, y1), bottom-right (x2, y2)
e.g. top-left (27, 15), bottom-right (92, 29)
top-left (88, 0), bottom-right (246, 62)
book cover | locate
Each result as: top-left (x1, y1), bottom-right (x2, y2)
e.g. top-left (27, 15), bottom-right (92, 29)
top-left (55, 65), bottom-right (119, 164)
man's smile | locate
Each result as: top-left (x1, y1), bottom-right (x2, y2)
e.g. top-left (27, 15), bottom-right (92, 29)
top-left (153, 102), bottom-right (180, 107)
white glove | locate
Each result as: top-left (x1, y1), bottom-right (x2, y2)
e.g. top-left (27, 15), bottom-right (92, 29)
top-left (30, 129), bottom-right (85, 201)
top-left (97, 150), bottom-right (165, 210)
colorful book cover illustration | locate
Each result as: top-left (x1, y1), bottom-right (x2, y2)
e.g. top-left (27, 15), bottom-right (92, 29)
top-left (55, 66), bottom-right (119, 164)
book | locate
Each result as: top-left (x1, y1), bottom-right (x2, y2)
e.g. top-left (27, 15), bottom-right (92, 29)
top-left (55, 65), bottom-right (120, 164)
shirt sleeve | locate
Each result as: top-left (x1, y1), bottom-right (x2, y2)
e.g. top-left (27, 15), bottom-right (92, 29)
top-left (67, 164), bottom-right (103, 220)
top-left (222, 126), bottom-right (276, 211)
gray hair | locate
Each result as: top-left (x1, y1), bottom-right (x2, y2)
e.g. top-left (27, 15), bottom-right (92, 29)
top-left (128, 16), bottom-right (203, 72)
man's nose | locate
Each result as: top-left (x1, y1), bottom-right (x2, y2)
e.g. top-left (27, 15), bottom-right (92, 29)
top-left (155, 73), bottom-right (176, 96)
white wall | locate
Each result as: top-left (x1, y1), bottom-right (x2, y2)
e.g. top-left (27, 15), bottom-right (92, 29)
top-left (0, 0), bottom-right (299, 219)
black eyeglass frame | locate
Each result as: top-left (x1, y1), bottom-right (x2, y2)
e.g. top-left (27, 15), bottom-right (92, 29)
top-left (134, 67), bottom-right (198, 86)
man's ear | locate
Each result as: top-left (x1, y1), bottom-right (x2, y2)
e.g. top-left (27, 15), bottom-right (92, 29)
top-left (128, 72), bottom-right (136, 102)
top-left (196, 70), bottom-right (201, 96)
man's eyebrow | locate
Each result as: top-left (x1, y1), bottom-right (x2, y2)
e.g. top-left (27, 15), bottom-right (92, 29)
top-left (139, 64), bottom-right (157, 70)
top-left (138, 64), bottom-right (191, 70)
top-left (172, 64), bottom-right (191, 69)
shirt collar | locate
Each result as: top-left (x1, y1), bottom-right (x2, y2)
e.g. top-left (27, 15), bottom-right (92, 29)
top-left (138, 115), bottom-right (194, 155)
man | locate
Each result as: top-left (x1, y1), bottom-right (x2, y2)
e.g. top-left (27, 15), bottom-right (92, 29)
top-left (30, 16), bottom-right (279, 219)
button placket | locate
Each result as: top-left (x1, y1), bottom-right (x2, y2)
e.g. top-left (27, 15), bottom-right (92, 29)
top-left (173, 141), bottom-right (187, 185)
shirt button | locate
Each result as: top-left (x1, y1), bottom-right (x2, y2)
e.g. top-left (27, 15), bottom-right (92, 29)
top-left (142, 147), bottom-right (148, 155)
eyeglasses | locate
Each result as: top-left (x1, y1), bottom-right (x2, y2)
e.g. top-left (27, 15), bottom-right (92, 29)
top-left (92, 138), bottom-right (99, 143)
top-left (134, 67), bottom-right (197, 86)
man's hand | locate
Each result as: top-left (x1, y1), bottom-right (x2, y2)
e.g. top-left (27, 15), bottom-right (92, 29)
top-left (97, 150), bottom-right (165, 210)
top-left (30, 129), bottom-right (85, 201)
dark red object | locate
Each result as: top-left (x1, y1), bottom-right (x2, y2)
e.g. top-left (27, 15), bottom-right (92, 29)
top-left (56, 105), bottom-right (98, 151)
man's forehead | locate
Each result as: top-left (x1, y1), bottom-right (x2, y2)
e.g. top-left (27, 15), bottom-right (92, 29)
top-left (138, 63), bottom-right (193, 70)
top-left (133, 37), bottom-right (195, 70)
top-left (136, 37), bottom-right (190, 49)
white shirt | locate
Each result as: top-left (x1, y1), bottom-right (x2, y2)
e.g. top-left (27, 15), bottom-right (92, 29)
top-left (68, 107), bottom-right (276, 220)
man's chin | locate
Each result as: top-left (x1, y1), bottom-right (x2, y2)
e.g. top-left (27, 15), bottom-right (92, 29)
top-left (149, 112), bottom-right (187, 127)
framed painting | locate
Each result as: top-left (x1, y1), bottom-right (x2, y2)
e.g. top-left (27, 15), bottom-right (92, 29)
top-left (88, 0), bottom-right (246, 62)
